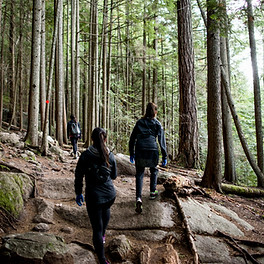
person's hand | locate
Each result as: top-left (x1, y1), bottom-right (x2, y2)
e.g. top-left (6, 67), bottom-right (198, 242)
top-left (161, 158), bottom-right (167, 167)
top-left (76, 194), bottom-right (84, 206)
top-left (130, 155), bottom-right (135, 164)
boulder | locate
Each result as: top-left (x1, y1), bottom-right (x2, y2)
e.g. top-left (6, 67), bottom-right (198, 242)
top-left (0, 232), bottom-right (74, 264)
top-left (33, 198), bottom-right (54, 224)
top-left (115, 153), bottom-right (136, 176)
top-left (37, 178), bottom-right (74, 200)
top-left (0, 172), bottom-right (34, 217)
top-left (68, 243), bottom-right (97, 264)
top-left (0, 132), bottom-right (20, 145)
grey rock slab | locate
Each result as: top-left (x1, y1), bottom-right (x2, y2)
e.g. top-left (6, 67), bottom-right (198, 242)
top-left (55, 204), bottom-right (90, 228)
top-left (109, 197), bottom-right (175, 229)
top-left (38, 177), bottom-right (74, 199)
top-left (195, 235), bottom-right (245, 264)
top-left (179, 197), bottom-right (244, 237)
top-left (209, 202), bottom-right (254, 231)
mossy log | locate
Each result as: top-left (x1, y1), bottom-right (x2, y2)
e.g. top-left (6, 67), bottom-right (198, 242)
top-left (221, 183), bottom-right (264, 197)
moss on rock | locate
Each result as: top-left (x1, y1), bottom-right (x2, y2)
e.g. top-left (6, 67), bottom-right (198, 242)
top-left (0, 172), bottom-right (34, 218)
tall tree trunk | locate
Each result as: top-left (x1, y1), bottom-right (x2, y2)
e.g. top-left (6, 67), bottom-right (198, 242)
top-left (142, 3), bottom-right (147, 116)
top-left (221, 67), bottom-right (264, 187)
top-left (25, 0), bottom-right (42, 146)
top-left (0, 0), bottom-right (4, 127)
top-left (152, 1), bottom-right (158, 104)
top-left (106, 0), bottom-right (113, 131)
top-left (176, 0), bottom-right (199, 168)
top-left (40, 0), bottom-right (46, 131)
top-left (65, 0), bottom-right (70, 117)
top-left (201, 0), bottom-right (222, 191)
top-left (8, 1), bottom-right (16, 126)
top-left (56, 0), bottom-right (64, 146)
top-left (75, 0), bottom-right (80, 120)
top-left (220, 0), bottom-right (236, 183)
top-left (246, 0), bottom-right (264, 175)
top-left (41, 0), bottom-right (60, 155)
top-left (71, 0), bottom-right (76, 116)
top-left (19, 0), bottom-right (24, 130)
top-left (86, 0), bottom-right (99, 146)
top-left (101, 0), bottom-right (108, 129)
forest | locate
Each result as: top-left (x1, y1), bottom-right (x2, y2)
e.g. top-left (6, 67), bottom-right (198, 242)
top-left (0, 0), bottom-right (264, 191)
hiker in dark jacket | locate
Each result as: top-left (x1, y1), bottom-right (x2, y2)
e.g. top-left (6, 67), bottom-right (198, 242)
top-left (129, 102), bottom-right (167, 213)
top-left (75, 127), bottom-right (117, 264)
top-left (67, 115), bottom-right (81, 159)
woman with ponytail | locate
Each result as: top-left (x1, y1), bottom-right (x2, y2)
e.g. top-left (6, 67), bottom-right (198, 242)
top-left (75, 127), bottom-right (117, 264)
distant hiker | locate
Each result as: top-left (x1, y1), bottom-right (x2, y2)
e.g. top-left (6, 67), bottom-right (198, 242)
top-left (129, 102), bottom-right (167, 213)
top-left (67, 115), bottom-right (81, 159)
top-left (74, 127), bottom-right (117, 264)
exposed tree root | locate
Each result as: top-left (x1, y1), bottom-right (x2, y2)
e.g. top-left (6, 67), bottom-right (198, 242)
top-left (215, 231), bottom-right (262, 264)
top-left (173, 192), bottom-right (199, 264)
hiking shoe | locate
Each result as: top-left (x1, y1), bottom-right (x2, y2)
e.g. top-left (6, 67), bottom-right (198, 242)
top-left (102, 235), bottom-right (106, 244)
top-left (149, 190), bottom-right (158, 200)
top-left (135, 198), bottom-right (142, 213)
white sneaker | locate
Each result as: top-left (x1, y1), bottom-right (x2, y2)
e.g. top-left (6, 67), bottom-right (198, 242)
top-left (135, 197), bottom-right (142, 214)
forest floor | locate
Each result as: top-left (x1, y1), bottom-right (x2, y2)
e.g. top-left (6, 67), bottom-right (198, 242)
top-left (0, 135), bottom-right (264, 263)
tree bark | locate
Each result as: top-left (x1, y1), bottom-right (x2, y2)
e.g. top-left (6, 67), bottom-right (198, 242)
top-left (246, 0), bottom-right (264, 175)
top-left (56, 0), bottom-right (64, 146)
top-left (220, 0), bottom-right (236, 183)
top-left (176, 0), bottom-right (199, 169)
top-left (201, 0), bottom-right (222, 191)
top-left (75, 0), bottom-right (80, 120)
top-left (71, 0), bottom-right (76, 116)
top-left (101, 0), bottom-right (108, 129)
top-left (142, 3), bottom-right (147, 116)
top-left (25, 0), bottom-right (42, 146)
top-left (221, 67), bottom-right (264, 187)
top-left (40, 0), bottom-right (46, 131)
top-left (41, 0), bottom-right (60, 155)
top-left (0, 0), bottom-right (3, 127)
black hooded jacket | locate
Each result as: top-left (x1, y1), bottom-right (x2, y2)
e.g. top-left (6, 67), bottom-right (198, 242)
top-left (75, 146), bottom-right (117, 205)
top-left (129, 117), bottom-right (167, 166)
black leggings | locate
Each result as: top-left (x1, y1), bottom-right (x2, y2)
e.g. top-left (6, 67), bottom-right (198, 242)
top-left (86, 198), bottom-right (115, 264)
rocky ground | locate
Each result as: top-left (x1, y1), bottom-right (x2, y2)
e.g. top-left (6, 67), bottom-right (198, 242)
top-left (0, 130), bottom-right (264, 264)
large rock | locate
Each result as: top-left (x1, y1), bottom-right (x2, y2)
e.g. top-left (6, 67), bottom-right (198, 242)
top-left (38, 178), bottom-right (74, 199)
top-left (33, 198), bottom-right (55, 224)
top-left (179, 197), bottom-right (244, 237)
top-left (195, 235), bottom-right (244, 264)
top-left (68, 243), bottom-right (96, 264)
top-left (0, 132), bottom-right (20, 145)
top-left (115, 153), bottom-right (136, 176)
top-left (0, 232), bottom-right (74, 264)
top-left (0, 172), bottom-right (34, 217)
top-left (55, 204), bottom-right (90, 228)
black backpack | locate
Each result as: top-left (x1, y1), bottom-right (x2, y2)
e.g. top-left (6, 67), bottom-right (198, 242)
top-left (70, 122), bottom-right (80, 135)
top-left (88, 163), bottom-right (111, 185)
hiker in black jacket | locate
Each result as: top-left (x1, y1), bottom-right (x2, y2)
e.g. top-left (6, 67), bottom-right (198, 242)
top-left (67, 115), bottom-right (81, 159)
top-left (129, 102), bottom-right (167, 213)
top-left (75, 127), bottom-right (117, 264)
